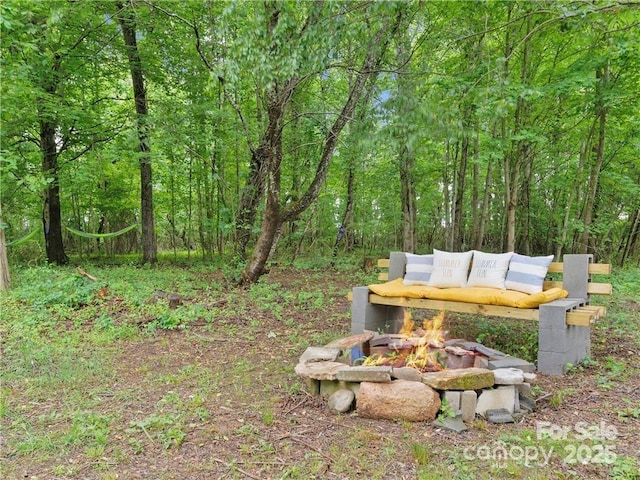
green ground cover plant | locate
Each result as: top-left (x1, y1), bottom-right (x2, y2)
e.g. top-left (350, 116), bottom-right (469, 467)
top-left (1, 257), bottom-right (639, 479)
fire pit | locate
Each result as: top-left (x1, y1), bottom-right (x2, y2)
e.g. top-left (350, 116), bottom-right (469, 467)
top-left (295, 310), bottom-right (538, 427)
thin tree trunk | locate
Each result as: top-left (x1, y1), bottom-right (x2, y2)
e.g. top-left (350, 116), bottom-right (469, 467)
top-left (116, 1), bottom-right (156, 263)
top-left (620, 207), bottom-right (640, 266)
top-left (580, 65), bottom-right (608, 255)
top-left (475, 150), bottom-right (493, 251)
top-left (399, 144), bottom-right (417, 253)
top-left (453, 135), bottom-right (468, 251)
top-left (332, 164), bottom-right (355, 262)
top-left (0, 205), bottom-right (10, 291)
top-left (472, 124), bottom-right (480, 249)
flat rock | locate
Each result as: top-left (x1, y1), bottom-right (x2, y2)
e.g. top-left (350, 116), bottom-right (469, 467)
top-left (357, 380), bottom-right (441, 422)
top-left (299, 347), bottom-right (341, 364)
top-left (492, 367), bottom-right (525, 385)
top-left (295, 361), bottom-right (348, 380)
top-left (433, 414), bottom-right (468, 433)
top-left (456, 341), bottom-right (507, 359)
top-left (337, 366), bottom-right (392, 383)
top-left (485, 408), bottom-right (515, 423)
top-left (325, 332), bottom-right (374, 350)
top-left (421, 367), bottom-right (495, 391)
top-left (488, 358), bottom-right (535, 373)
top-left (391, 367), bottom-right (423, 382)
top-left (328, 389), bottom-right (355, 413)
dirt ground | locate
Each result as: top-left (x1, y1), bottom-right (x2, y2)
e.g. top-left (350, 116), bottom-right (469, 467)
top-left (5, 266), bottom-right (640, 479)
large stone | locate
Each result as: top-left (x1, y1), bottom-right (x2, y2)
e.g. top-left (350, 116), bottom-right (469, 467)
top-left (295, 361), bottom-right (347, 381)
top-left (492, 367), bottom-right (525, 385)
top-left (299, 347), bottom-right (341, 364)
top-left (421, 367), bottom-right (495, 391)
top-left (357, 380), bottom-right (441, 422)
top-left (475, 385), bottom-right (516, 417)
top-left (336, 366), bottom-right (392, 383)
top-left (328, 389), bottom-right (355, 413)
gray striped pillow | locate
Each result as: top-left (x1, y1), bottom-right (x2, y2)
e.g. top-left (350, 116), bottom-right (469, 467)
top-left (403, 253), bottom-right (434, 286)
top-left (505, 253), bottom-right (554, 294)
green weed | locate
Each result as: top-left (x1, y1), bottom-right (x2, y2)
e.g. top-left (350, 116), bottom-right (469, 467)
top-left (611, 455), bottom-right (640, 480)
top-left (410, 442), bottom-right (430, 465)
top-left (127, 413), bottom-right (186, 449)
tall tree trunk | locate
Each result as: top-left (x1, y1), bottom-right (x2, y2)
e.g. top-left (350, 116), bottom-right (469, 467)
top-left (0, 205), bottom-right (10, 291)
top-left (41, 121), bottom-right (69, 265)
top-left (39, 54), bottom-right (68, 265)
top-left (474, 133), bottom-right (493, 251)
top-left (580, 65), bottom-right (608, 255)
top-left (395, 29), bottom-right (417, 253)
top-left (399, 144), bottom-right (417, 253)
top-left (332, 163), bottom-right (355, 261)
top-left (117, 1), bottom-right (156, 263)
top-left (505, 8), bottom-right (534, 253)
top-left (453, 134), bottom-right (469, 251)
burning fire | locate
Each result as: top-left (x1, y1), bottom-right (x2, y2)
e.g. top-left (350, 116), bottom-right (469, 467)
top-left (362, 309), bottom-right (447, 372)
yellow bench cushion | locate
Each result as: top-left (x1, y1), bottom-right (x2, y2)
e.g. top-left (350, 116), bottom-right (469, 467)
top-left (368, 278), bottom-right (568, 309)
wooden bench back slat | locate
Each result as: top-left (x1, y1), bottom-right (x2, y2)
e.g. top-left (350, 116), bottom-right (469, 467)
top-left (548, 262), bottom-right (612, 275)
top-left (543, 280), bottom-right (613, 295)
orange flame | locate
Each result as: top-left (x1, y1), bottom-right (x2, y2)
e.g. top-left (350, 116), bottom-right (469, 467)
top-left (361, 309), bottom-right (447, 372)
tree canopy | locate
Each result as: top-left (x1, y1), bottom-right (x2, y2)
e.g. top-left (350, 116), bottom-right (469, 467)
top-left (2, 0), bottom-right (640, 279)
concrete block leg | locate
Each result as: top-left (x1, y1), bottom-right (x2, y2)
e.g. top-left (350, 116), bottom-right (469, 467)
top-left (538, 300), bottom-right (590, 375)
top-left (351, 286), bottom-right (404, 334)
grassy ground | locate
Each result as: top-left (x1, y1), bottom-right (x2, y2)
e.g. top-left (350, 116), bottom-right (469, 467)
top-left (1, 255), bottom-right (639, 479)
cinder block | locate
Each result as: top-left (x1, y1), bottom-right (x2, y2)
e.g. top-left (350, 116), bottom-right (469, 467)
top-left (538, 327), bottom-right (568, 353)
top-left (536, 352), bottom-right (566, 375)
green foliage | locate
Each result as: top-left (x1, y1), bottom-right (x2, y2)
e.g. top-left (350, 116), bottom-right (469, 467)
top-left (611, 456), bottom-right (640, 480)
top-left (473, 319), bottom-right (538, 363)
top-left (11, 265), bottom-right (101, 308)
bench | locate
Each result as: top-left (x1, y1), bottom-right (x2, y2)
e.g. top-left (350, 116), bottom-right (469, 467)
top-left (351, 253), bottom-right (612, 375)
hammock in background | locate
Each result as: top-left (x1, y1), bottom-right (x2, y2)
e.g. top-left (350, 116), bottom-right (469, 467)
top-left (6, 228), bottom-right (39, 247)
top-left (65, 224), bottom-right (138, 239)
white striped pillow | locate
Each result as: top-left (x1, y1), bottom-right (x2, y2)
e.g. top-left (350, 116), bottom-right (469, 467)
top-left (505, 253), bottom-right (554, 294)
top-left (402, 253), bottom-right (434, 286)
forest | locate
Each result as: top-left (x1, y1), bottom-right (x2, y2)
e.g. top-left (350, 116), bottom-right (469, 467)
top-left (2, 0), bottom-right (639, 284)
top-left (2, 3), bottom-right (640, 479)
